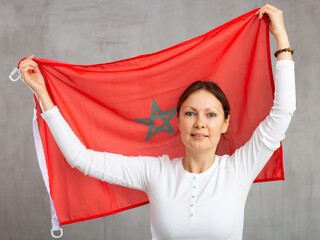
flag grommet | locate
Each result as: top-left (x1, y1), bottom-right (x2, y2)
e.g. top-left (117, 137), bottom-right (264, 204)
top-left (9, 67), bottom-right (22, 82)
top-left (51, 228), bottom-right (63, 238)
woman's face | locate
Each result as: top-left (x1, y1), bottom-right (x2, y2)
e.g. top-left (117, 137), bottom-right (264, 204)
top-left (177, 89), bottom-right (230, 153)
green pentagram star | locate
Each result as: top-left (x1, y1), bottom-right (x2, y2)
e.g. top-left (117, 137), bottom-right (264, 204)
top-left (131, 98), bottom-right (176, 142)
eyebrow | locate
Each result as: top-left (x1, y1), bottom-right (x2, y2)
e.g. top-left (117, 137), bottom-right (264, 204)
top-left (183, 106), bottom-right (218, 111)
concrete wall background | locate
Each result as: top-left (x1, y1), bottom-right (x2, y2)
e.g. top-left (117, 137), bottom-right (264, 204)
top-left (1, 0), bottom-right (319, 239)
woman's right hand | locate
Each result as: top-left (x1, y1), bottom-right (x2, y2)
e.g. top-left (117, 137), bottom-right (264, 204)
top-left (19, 55), bottom-right (47, 97)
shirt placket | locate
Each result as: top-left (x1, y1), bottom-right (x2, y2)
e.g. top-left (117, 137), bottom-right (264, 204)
top-left (189, 174), bottom-right (197, 223)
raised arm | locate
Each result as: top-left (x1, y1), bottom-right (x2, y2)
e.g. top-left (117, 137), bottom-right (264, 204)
top-left (227, 5), bottom-right (296, 187)
top-left (18, 55), bottom-right (163, 193)
top-left (227, 59), bottom-right (295, 187)
top-left (40, 106), bottom-right (163, 192)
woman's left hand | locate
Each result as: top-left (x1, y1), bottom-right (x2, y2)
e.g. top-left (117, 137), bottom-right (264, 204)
top-left (255, 4), bottom-right (288, 39)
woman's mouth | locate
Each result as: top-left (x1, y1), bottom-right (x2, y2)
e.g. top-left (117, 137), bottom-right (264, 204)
top-left (191, 133), bottom-right (208, 139)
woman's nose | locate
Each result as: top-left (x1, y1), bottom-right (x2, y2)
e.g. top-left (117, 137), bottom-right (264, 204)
top-left (194, 118), bottom-right (205, 128)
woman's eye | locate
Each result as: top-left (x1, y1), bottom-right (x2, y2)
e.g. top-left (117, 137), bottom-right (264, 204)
top-left (185, 112), bottom-right (194, 116)
top-left (185, 112), bottom-right (215, 117)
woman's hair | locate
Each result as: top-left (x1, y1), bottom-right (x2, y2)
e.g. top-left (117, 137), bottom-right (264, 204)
top-left (176, 80), bottom-right (230, 120)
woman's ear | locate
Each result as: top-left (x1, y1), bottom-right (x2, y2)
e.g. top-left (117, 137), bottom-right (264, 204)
top-left (222, 114), bottom-right (230, 133)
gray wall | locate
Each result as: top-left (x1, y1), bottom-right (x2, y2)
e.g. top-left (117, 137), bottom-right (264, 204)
top-left (1, 0), bottom-right (319, 239)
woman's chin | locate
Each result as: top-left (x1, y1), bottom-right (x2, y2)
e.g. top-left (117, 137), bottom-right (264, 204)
top-left (186, 144), bottom-right (212, 152)
top-left (181, 137), bottom-right (217, 153)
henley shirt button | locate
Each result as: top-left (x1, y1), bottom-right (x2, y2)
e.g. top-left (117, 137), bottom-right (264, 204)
top-left (193, 185), bottom-right (196, 189)
top-left (193, 176), bottom-right (196, 180)
top-left (190, 203), bottom-right (194, 207)
top-left (192, 195), bottom-right (195, 198)
top-left (190, 213), bottom-right (193, 217)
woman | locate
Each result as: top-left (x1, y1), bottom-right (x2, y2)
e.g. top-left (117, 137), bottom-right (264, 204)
top-left (19, 4), bottom-right (295, 240)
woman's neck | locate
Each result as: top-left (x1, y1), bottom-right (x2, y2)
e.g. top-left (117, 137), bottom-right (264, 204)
top-left (182, 148), bottom-right (216, 174)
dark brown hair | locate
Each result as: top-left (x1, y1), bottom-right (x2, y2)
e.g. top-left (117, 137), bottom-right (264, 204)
top-left (176, 80), bottom-right (230, 120)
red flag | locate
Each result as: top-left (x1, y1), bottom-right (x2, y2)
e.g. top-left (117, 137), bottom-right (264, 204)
top-left (20, 8), bottom-right (284, 231)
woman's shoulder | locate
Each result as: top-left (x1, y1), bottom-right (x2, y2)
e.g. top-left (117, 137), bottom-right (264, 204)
top-left (215, 153), bottom-right (232, 168)
top-left (161, 154), bottom-right (183, 166)
top-left (158, 154), bottom-right (187, 173)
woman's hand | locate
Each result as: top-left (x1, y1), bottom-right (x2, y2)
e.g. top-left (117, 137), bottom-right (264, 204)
top-left (19, 55), bottom-right (47, 97)
top-left (19, 55), bottom-right (55, 112)
top-left (255, 4), bottom-right (292, 61)
top-left (255, 4), bottom-right (288, 39)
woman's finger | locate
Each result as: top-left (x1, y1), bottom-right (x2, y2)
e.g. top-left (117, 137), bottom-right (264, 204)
top-left (264, 4), bottom-right (278, 11)
top-left (20, 63), bottom-right (35, 71)
top-left (21, 58), bottom-right (37, 66)
top-left (259, 3), bottom-right (277, 12)
top-left (29, 59), bottom-right (37, 66)
top-left (20, 65), bottom-right (35, 81)
top-left (21, 66), bottom-right (34, 75)
top-left (256, 4), bottom-right (276, 19)
top-left (19, 55), bottom-right (36, 67)
top-left (19, 60), bottom-right (38, 69)
top-left (258, 7), bottom-right (273, 19)
top-left (21, 68), bottom-right (27, 82)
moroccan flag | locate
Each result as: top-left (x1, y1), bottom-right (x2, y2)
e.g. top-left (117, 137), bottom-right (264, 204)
top-left (17, 8), bottom-right (284, 233)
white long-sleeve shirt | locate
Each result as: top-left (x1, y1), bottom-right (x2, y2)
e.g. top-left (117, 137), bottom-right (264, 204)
top-left (40, 60), bottom-right (296, 240)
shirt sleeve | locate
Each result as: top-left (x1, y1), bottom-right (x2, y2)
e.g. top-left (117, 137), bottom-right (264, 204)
top-left (227, 60), bottom-right (296, 187)
top-left (40, 106), bottom-right (163, 193)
